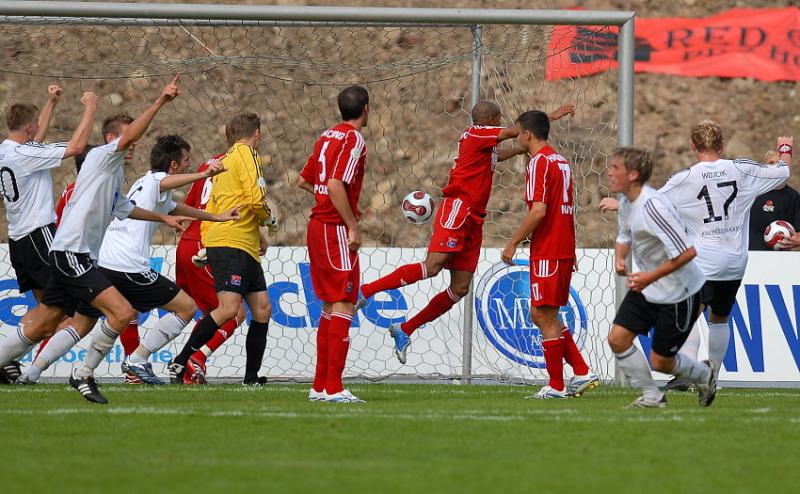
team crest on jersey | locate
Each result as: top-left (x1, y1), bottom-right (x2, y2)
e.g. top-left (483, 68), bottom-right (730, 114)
top-left (446, 237), bottom-right (458, 248)
top-left (345, 281), bottom-right (353, 294)
top-left (230, 275), bottom-right (242, 286)
top-left (764, 200), bottom-right (775, 212)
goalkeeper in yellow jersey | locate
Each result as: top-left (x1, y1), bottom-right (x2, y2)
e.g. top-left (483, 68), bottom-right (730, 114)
top-left (168, 112), bottom-right (277, 386)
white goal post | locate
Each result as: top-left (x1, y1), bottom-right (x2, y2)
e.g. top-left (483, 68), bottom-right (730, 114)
top-left (0, 1), bottom-right (635, 384)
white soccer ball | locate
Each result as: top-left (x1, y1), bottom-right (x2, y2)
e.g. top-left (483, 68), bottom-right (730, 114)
top-left (402, 191), bottom-right (435, 224)
top-left (764, 220), bottom-right (796, 250)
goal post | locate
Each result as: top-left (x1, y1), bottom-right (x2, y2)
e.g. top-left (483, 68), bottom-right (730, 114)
top-left (0, 1), bottom-right (635, 384)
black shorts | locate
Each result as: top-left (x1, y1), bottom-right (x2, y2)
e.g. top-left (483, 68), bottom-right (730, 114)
top-left (9, 224), bottom-right (56, 293)
top-left (41, 251), bottom-right (110, 318)
top-left (99, 267), bottom-right (180, 312)
top-left (701, 279), bottom-right (742, 318)
top-left (613, 289), bottom-right (702, 357)
top-left (206, 247), bottom-right (266, 295)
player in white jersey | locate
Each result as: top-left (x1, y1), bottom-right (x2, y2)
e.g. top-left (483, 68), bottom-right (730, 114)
top-left (0, 76), bottom-right (194, 402)
top-left (606, 147), bottom-right (717, 408)
top-left (17, 135), bottom-right (238, 386)
top-left (0, 85), bottom-right (96, 383)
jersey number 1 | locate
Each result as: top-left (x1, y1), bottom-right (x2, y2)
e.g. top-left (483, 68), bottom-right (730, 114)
top-left (697, 181), bottom-right (738, 224)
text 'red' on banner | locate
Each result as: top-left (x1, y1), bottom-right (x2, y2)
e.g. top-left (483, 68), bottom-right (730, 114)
top-left (546, 7), bottom-right (800, 81)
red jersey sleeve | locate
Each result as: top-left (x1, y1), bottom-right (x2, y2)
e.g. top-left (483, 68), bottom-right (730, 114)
top-left (331, 130), bottom-right (364, 185)
top-left (475, 126), bottom-right (503, 150)
top-left (55, 183), bottom-right (74, 227)
top-left (526, 154), bottom-right (550, 203)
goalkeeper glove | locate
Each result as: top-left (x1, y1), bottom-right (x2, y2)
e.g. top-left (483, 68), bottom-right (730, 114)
top-left (191, 248), bottom-right (208, 268)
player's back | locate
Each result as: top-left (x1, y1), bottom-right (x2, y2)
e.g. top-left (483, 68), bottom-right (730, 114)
top-left (442, 125), bottom-right (502, 216)
top-left (300, 123), bottom-right (366, 224)
top-left (526, 145), bottom-right (575, 260)
top-left (660, 158), bottom-right (789, 280)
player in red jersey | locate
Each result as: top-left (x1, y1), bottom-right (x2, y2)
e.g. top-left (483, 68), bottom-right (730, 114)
top-left (297, 85), bottom-right (369, 403)
top-left (358, 101), bottom-right (575, 364)
top-left (502, 110), bottom-right (598, 399)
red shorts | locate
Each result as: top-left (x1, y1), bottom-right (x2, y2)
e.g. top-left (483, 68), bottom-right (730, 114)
top-left (428, 197), bottom-right (484, 273)
top-left (175, 238), bottom-right (220, 314)
top-left (530, 258), bottom-right (574, 308)
top-left (307, 218), bottom-right (360, 304)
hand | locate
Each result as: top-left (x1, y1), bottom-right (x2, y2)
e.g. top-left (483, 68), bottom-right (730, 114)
top-left (599, 197), bottom-right (619, 213)
top-left (266, 217), bottom-right (279, 237)
top-left (80, 91), bottom-right (97, 108)
top-left (777, 232), bottom-right (800, 250)
top-left (217, 206), bottom-right (241, 222)
top-left (48, 84), bottom-right (63, 101)
top-left (615, 256), bottom-right (628, 276)
top-left (501, 241), bottom-right (518, 265)
top-left (159, 74), bottom-right (181, 103)
top-left (347, 226), bottom-right (362, 252)
top-left (626, 271), bottom-right (655, 292)
top-left (201, 159), bottom-right (227, 178)
top-left (191, 247), bottom-right (208, 268)
top-left (549, 104), bottom-right (576, 121)
top-left (259, 232), bottom-right (268, 256)
top-left (164, 214), bottom-right (192, 233)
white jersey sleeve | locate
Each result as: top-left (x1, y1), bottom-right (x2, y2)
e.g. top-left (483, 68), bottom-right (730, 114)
top-left (8, 141), bottom-right (67, 173)
top-left (733, 158), bottom-right (790, 197)
top-left (642, 195), bottom-right (691, 259)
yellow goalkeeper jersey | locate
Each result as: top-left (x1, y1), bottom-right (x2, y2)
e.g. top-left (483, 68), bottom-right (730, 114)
top-left (202, 142), bottom-right (271, 261)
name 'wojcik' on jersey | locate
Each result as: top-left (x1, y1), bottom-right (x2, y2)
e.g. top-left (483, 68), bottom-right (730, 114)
top-left (659, 158), bottom-right (789, 280)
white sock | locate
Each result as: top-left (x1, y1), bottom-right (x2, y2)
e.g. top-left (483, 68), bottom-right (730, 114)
top-left (678, 322), bottom-right (702, 361)
top-left (671, 353), bottom-right (710, 384)
top-left (75, 321), bottom-right (118, 379)
top-left (615, 346), bottom-right (661, 401)
top-left (0, 326), bottom-right (36, 366)
top-left (140, 313), bottom-right (190, 357)
top-left (707, 322), bottom-right (730, 370)
top-left (26, 326), bottom-right (82, 382)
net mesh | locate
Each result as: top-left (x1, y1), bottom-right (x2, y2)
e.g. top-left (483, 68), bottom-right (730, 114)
top-left (0, 16), bottom-right (620, 383)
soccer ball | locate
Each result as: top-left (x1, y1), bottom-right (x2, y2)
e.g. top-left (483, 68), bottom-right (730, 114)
top-left (764, 220), bottom-right (796, 250)
top-left (402, 191), bottom-right (435, 224)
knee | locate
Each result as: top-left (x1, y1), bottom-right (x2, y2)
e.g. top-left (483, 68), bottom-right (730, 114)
top-left (650, 354), bottom-right (673, 373)
top-left (530, 307), bottom-right (546, 327)
top-left (607, 332), bottom-right (628, 354)
top-left (425, 259), bottom-right (445, 277)
top-left (175, 298), bottom-right (197, 323)
top-left (449, 282), bottom-right (470, 299)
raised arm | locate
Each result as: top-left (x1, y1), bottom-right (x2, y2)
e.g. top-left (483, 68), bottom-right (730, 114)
top-left (34, 85), bottom-right (63, 143)
top-left (127, 206), bottom-right (193, 233)
top-left (117, 75), bottom-right (180, 152)
top-left (171, 202), bottom-right (240, 223)
top-left (63, 91), bottom-right (97, 158)
top-left (159, 160), bottom-right (226, 191)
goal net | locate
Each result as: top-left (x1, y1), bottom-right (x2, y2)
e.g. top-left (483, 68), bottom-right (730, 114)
top-left (0, 10), bottom-right (626, 384)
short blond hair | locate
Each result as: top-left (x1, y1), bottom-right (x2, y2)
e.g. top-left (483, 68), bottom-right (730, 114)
top-left (691, 120), bottom-right (724, 154)
top-left (613, 147), bottom-right (653, 184)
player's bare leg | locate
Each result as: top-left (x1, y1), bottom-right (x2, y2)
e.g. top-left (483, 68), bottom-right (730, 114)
top-left (70, 287), bottom-right (137, 404)
top-left (358, 250), bottom-right (451, 308)
top-left (124, 291), bottom-right (196, 385)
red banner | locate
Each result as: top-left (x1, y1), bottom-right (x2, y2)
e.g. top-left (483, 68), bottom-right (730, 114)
top-left (546, 7), bottom-right (800, 81)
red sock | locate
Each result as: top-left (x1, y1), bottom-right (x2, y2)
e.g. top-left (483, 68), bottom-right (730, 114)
top-left (326, 312), bottom-right (353, 395)
top-left (542, 338), bottom-right (565, 391)
top-left (35, 338), bottom-right (51, 359)
top-left (192, 318), bottom-right (238, 364)
top-left (119, 321), bottom-right (141, 357)
top-left (312, 312), bottom-right (331, 392)
top-left (561, 328), bottom-right (589, 375)
top-left (400, 288), bottom-right (461, 336)
top-left (362, 262), bottom-right (427, 299)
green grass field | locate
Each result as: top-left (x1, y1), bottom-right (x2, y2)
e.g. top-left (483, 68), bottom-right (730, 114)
top-left (1, 383), bottom-right (798, 494)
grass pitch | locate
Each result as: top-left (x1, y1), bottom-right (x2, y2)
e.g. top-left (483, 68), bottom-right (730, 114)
top-left (0, 384), bottom-right (798, 494)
